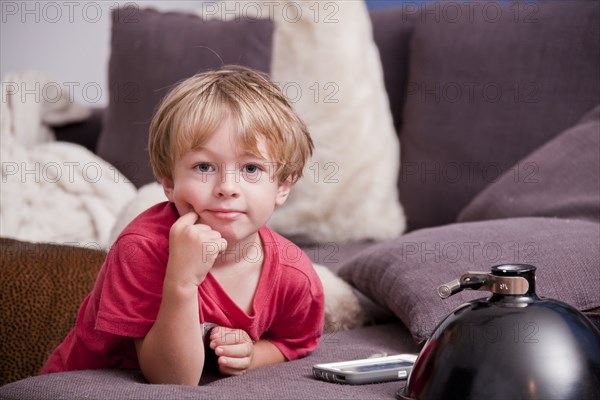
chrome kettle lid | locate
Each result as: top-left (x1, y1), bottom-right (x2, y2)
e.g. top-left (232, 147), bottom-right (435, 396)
top-left (398, 264), bottom-right (600, 400)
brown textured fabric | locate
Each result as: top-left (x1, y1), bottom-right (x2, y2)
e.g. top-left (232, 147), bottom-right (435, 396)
top-left (0, 238), bottom-right (105, 385)
top-left (96, 8), bottom-right (274, 187)
top-left (339, 218), bottom-right (600, 343)
top-left (397, 1), bottom-right (600, 230)
top-left (0, 322), bottom-right (418, 399)
top-left (458, 105), bottom-right (600, 223)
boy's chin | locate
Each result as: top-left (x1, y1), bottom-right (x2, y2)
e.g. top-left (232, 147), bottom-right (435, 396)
top-left (219, 230), bottom-right (261, 249)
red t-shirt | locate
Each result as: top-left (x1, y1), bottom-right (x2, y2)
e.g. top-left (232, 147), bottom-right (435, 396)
top-left (42, 202), bottom-right (325, 373)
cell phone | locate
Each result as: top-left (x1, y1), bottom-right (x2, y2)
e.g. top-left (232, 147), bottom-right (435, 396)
top-left (312, 354), bottom-right (418, 385)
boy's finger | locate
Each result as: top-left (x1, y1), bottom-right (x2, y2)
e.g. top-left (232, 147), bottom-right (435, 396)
top-left (218, 365), bottom-right (246, 376)
top-left (217, 355), bottom-right (251, 372)
top-left (210, 327), bottom-right (252, 346)
top-left (174, 211), bottom-right (199, 227)
top-left (214, 342), bottom-right (252, 358)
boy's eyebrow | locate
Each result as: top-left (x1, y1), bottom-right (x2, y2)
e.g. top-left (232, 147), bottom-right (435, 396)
top-left (189, 146), bottom-right (270, 161)
top-left (240, 156), bottom-right (275, 166)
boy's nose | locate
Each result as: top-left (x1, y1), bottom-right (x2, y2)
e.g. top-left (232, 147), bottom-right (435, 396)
top-left (214, 168), bottom-right (240, 198)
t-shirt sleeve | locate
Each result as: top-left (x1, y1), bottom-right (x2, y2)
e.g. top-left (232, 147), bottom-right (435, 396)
top-left (95, 234), bottom-right (168, 338)
top-left (263, 255), bottom-right (325, 361)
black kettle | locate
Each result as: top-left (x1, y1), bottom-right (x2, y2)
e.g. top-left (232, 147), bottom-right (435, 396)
top-left (397, 264), bottom-right (600, 400)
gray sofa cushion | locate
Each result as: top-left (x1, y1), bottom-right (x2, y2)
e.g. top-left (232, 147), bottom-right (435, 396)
top-left (458, 105), bottom-right (600, 223)
top-left (96, 8), bottom-right (274, 187)
top-left (397, 1), bottom-right (600, 230)
top-left (339, 218), bottom-right (600, 343)
top-left (369, 7), bottom-right (415, 135)
top-left (0, 322), bottom-right (418, 400)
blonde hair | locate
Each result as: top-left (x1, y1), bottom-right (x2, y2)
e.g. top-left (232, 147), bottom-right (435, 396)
top-left (148, 65), bottom-right (313, 183)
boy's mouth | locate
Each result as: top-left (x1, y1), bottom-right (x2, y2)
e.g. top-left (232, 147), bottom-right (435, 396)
top-left (206, 209), bottom-right (243, 220)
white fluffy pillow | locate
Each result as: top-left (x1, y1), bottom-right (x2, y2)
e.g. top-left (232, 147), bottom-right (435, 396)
top-left (128, 1), bottom-right (406, 245)
top-left (263, 0), bottom-right (406, 243)
top-left (107, 182), bottom-right (166, 246)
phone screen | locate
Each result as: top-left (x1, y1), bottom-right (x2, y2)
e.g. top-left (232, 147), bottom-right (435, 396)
top-left (339, 360), bottom-right (414, 372)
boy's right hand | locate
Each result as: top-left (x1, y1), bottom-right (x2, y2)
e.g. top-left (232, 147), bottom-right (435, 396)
top-left (165, 211), bottom-right (227, 287)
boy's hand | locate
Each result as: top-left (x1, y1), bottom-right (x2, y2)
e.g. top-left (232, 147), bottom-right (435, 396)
top-left (166, 211), bottom-right (227, 287)
top-left (209, 326), bottom-right (255, 376)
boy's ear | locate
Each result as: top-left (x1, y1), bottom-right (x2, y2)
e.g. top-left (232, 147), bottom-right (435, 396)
top-left (161, 178), bottom-right (175, 202)
top-left (275, 177), bottom-right (293, 206)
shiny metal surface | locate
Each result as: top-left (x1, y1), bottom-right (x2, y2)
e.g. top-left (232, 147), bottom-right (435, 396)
top-left (400, 264), bottom-right (600, 400)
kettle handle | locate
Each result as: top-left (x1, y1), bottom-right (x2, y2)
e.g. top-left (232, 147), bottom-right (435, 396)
top-left (438, 271), bottom-right (489, 298)
top-left (438, 271), bottom-right (530, 299)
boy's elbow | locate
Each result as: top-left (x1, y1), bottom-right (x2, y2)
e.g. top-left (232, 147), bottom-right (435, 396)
top-left (141, 368), bottom-right (202, 386)
top-left (146, 377), bottom-right (201, 386)
top-left (134, 338), bottom-right (204, 385)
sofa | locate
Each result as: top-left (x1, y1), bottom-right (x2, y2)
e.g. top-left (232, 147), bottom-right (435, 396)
top-left (1, 1), bottom-right (599, 399)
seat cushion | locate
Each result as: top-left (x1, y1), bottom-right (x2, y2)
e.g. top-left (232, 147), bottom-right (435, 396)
top-left (0, 322), bottom-right (418, 399)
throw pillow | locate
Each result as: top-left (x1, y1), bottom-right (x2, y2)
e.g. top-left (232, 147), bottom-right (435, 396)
top-left (96, 7), bottom-right (274, 187)
top-left (458, 105), bottom-right (600, 223)
top-left (397, 1), bottom-right (600, 230)
top-left (250, 0), bottom-right (405, 243)
top-left (0, 238), bottom-right (105, 385)
top-left (338, 217), bottom-right (600, 343)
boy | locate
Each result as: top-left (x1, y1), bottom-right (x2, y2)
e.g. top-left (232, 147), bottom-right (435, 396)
top-left (41, 66), bottom-right (325, 385)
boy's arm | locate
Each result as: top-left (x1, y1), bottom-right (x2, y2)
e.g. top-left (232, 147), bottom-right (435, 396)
top-left (134, 211), bottom-right (226, 385)
top-left (250, 339), bottom-right (286, 369)
top-left (133, 282), bottom-right (203, 385)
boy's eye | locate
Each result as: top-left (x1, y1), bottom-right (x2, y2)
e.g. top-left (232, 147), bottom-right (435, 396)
top-left (242, 164), bottom-right (263, 181)
top-left (244, 164), bottom-right (260, 174)
top-left (195, 163), bottom-right (214, 173)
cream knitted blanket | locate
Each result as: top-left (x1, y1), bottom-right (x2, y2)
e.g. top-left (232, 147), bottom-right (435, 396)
top-left (0, 71), bottom-right (135, 247)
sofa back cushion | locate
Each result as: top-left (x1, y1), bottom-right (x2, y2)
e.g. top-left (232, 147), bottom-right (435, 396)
top-left (458, 105), bottom-right (600, 224)
top-left (369, 7), bottom-right (415, 135)
top-left (96, 8), bottom-right (274, 187)
top-left (395, 1), bottom-right (600, 230)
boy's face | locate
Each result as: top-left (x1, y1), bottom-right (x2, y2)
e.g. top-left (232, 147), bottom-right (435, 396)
top-left (161, 119), bottom-right (292, 248)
